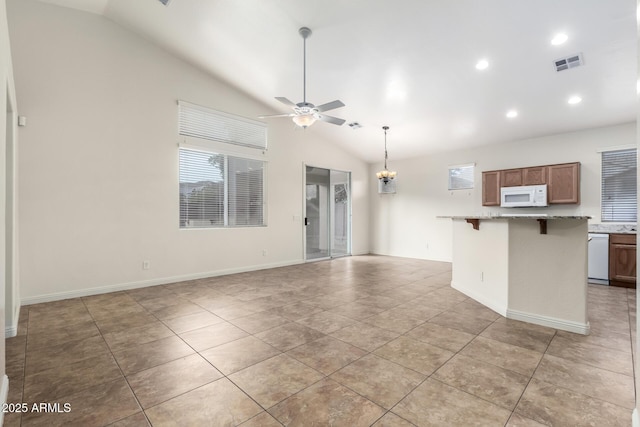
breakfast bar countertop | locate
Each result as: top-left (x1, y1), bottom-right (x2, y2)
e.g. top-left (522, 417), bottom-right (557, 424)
top-left (438, 215), bottom-right (592, 220)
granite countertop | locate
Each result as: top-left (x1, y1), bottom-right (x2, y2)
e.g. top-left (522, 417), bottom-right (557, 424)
top-left (439, 215), bottom-right (592, 220)
top-left (588, 223), bottom-right (637, 234)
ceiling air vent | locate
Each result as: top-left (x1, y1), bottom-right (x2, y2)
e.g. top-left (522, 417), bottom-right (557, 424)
top-left (348, 122), bottom-right (362, 129)
top-left (157, 0), bottom-right (171, 5)
top-left (554, 53), bottom-right (584, 72)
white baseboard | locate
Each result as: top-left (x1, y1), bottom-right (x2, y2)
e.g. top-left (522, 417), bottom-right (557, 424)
top-left (0, 375), bottom-right (8, 426)
top-left (5, 304), bottom-right (20, 338)
top-left (4, 325), bottom-right (16, 338)
top-left (21, 259), bottom-right (305, 306)
top-left (451, 281), bottom-right (507, 317)
top-left (507, 308), bottom-right (590, 335)
top-left (632, 408), bottom-right (639, 427)
top-left (450, 281), bottom-right (590, 335)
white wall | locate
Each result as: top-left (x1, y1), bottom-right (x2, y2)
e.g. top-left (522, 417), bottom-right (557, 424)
top-left (1, 0), bottom-right (15, 412)
top-left (507, 218), bottom-right (588, 333)
top-left (369, 122), bottom-right (636, 261)
top-left (7, 0), bottom-right (370, 303)
top-left (451, 218), bottom-right (509, 315)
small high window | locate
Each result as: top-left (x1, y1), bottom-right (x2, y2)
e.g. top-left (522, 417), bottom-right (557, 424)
top-left (448, 163), bottom-right (475, 190)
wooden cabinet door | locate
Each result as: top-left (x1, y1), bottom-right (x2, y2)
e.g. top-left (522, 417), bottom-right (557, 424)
top-left (547, 163), bottom-right (579, 204)
top-left (482, 171), bottom-right (500, 206)
top-left (609, 234), bottom-right (636, 288)
top-left (523, 166), bottom-right (547, 185)
top-left (500, 169), bottom-right (523, 187)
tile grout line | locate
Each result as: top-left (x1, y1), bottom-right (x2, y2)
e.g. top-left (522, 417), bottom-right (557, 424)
top-left (10, 260), bottom-right (635, 426)
top-left (626, 288), bottom-right (637, 404)
top-left (506, 327), bottom-right (558, 427)
top-left (80, 295), bottom-right (154, 427)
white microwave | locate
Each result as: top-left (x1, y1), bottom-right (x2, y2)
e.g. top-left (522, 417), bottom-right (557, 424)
top-left (500, 184), bottom-right (548, 207)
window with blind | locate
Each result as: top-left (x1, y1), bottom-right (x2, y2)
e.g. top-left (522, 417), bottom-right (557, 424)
top-left (178, 101), bottom-right (267, 150)
top-left (448, 164), bottom-right (475, 190)
top-left (601, 148), bottom-right (637, 222)
top-left (179, 148), bottom-right (265, 228)
top-left (177, 101), bottom-right (267, 228)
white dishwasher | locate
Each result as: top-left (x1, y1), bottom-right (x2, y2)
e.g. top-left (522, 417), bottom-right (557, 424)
top-left (588, 233), bottom-right (609, 285)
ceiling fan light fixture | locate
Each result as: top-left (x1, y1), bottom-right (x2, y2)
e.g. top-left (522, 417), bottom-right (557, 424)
top-left (292, 113), bottom-right (316, 128)
top-left (259, 27), bottom-right (345, 128)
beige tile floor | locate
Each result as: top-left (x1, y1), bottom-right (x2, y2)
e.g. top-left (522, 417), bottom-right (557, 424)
top-left (3, 255), bottom-right (637, 426)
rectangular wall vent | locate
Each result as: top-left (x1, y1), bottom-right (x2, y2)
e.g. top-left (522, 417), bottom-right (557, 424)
top-left (554, 53), bottom-right (584, 72)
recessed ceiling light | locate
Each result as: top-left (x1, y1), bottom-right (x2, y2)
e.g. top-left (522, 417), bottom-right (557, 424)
top-left (551, 33), bottom-right (568, 46)
top-left (568, 95), bottom-right (582, 105)
top-left (475, 59), bottom-right (489, 70)
top-left (506, 110), bottom-right (518, 118)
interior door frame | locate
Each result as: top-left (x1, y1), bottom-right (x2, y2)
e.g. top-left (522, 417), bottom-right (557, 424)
top-left (302, 163), bottom-right (352, 261)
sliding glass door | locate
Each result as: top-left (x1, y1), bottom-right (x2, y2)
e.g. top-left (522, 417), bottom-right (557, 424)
top-left (330, 170), bottom-right (350, 257)
top-left (305, 167), bottom-right (330, 260)
top-left (305, 166), bottom-right (351, 260)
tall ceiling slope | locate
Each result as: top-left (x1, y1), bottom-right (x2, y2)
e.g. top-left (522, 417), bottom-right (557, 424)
top-left (37, 0), bottom-right (636, 162)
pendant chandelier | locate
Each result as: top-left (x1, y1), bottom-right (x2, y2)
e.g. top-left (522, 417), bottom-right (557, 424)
top-left (376, 126), bottom-right (397, 182)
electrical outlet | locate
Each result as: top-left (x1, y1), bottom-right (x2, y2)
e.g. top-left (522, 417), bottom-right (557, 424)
top-left (143, 260), bottom-right (150, 270)
top-left (262, 250), bottom-right (267, 256)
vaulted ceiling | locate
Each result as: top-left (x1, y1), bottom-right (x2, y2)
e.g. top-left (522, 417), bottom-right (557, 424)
top-left (38, 0), bottom-right (637, 162)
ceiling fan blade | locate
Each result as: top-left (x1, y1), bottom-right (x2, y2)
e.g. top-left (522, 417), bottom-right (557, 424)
top-left (317, 114), bottom-right (346, 126)
top-left (258, 113), bottom-right (295, 119)
top-left (275, 97), bottom-right (297, 108)
top-left (315, 100), bottom-right (345, 112)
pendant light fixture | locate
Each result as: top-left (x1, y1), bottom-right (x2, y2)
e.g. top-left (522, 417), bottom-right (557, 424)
top-left (376, 126), bottom-right (397, 182)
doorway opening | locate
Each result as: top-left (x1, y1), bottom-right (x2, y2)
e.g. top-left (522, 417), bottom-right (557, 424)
top-left (304, 166), bottom-right (351, 260)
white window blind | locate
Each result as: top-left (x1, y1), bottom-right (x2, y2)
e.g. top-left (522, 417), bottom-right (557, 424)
top-left (179, 148), bottom-right (265, 228)
top-left (228, 157), bottom-right (264, 226)
top-left (178, 101), bottom-right (267, 150)
top-left (448, 164), bottom-right (475, 190)
top-left (601, 148), bottom-right (637, 222)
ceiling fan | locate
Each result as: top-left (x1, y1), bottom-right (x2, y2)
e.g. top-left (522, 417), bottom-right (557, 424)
top-left (259, 27), bottom-right (346, 128)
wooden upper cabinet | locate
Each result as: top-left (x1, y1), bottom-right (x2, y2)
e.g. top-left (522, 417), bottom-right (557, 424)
top-left (547, 162), bottom-right (580, 204)
top-left (500, 169), bottom-right (523, 187)
top-left (481, 162), bottom-right (579, 207)
top-left (482, 171), bottom-right (500, 206)
top-left (523, 166), bottom-right (547, 185)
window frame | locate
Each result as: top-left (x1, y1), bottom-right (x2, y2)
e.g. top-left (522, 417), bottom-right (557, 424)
top-left (601, 147), bottom-right (637, 223)
top-left (177, 101), bottom-right (268, 230)
top-left (179, 145), bottom-right (267, 229)
top-left (448, 163), bottom-right (475, 190)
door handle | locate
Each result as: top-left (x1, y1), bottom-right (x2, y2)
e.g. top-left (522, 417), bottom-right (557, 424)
top-left (304, 217), bottom-right (308, 226)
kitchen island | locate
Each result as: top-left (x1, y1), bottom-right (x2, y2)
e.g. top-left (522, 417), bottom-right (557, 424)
top-left (440, 215), bottom-right (591, 334)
